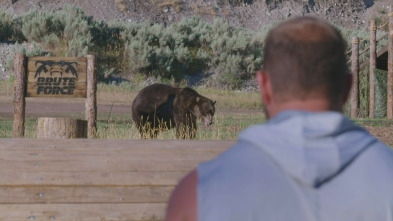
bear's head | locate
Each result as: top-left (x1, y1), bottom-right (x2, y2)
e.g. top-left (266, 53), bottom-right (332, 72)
top-left (191, 97), bottom-right (216, 126)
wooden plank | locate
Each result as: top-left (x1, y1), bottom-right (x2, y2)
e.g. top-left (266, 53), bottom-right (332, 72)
top-left (0, 203), bottom-right (165, 221)
top-left (27, 61), bottom-right (87, 75)
top-left (0, 139), bottom-right (230, 171)
top-left (0, 186), bottom-right (173, 203)
top-left (0, 171), bottom-right (186, 186)
top-left (13, 54), bottom-right (26, 138)
top-left (0, 152), bottom-right (217, 164)
top-left (27, 72), bottom-right (87, 83)
top-left (0, 158), bottom-right (205, 172)
top-left (0, 139), bottom-right (233, 221)
top-left (0, 139), bottom-right (234, 152)
top-left (0, 148), bottom-right (220, 160)
top-left (0, 149), bottom-right (221, 172)
top-left (28, 57), bottom-right (87, 62)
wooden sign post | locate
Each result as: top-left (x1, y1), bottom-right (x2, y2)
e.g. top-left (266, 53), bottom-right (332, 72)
top-left (13, 55), bottom-right (97, 138)
top-left (86, 55), bottom-right (97, 138)
top-left (13, 54), bottom-right (26, 138)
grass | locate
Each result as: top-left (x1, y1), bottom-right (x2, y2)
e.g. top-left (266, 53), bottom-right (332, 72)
top-left (0, 80), bottom-right (265, 140)
top-left (0, 113), bottom-right (265, 139)
top-left (0, 119), bottom-right (38, 138)
top-left (354, 118), bottom-right (393, 127)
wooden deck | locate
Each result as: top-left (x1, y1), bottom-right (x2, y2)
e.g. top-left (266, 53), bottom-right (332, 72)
top-left (0, 139), bottom-right (234, 220)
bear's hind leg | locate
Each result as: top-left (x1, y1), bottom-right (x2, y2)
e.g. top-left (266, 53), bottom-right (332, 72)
top-left (136, 115), bottom-right (160, 139)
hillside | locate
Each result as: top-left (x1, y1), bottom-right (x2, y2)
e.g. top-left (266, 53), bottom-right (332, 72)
top-left (0, 0), bottom-right (391, 30)
top-left (0, 0), bottom-right (391, 89)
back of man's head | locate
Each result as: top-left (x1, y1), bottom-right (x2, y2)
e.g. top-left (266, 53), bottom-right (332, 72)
top-left (263, 17), bottom-right (348, 110)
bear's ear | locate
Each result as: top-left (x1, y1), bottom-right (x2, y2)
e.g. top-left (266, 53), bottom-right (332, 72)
top-left (213, 100), bottom-right (216, 105)
top-left (196, 97), bottom-right (200, 103)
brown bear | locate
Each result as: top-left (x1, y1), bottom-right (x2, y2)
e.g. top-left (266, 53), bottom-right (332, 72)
top-left (132, 83), bottom-right (216, 139)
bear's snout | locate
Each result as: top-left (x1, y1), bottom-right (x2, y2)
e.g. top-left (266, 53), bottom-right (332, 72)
top-left (203, 115), bottom-right (213, 126)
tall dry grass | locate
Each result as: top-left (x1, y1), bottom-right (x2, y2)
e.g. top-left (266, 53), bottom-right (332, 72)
top-left (96, 111), bottom-right (264, 140)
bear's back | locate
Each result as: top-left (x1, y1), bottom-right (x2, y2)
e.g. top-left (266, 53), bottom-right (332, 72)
top-left (132, 83), bottom-right (180, 120)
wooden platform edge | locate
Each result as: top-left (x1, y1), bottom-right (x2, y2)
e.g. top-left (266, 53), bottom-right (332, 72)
top-left (0, 139), bottom-right (235, 151)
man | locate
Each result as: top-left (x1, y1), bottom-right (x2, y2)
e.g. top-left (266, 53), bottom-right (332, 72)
top-left (165, 17), bottom-right (393, 221)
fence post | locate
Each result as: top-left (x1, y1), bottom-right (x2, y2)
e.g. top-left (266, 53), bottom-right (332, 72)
top-left (369, 20), bottom-right (377, 119)
top-left (351, 37), bottom-right (359, 119)
top-left (13, 54), bottom-right (26, 138)
top-left (388, 7), bottom-right (393, 119)
top-left (86, 54), bottom-right (97, 138)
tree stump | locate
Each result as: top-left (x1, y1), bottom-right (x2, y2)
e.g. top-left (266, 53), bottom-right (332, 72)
top-left (37, 118), bottom-right (87, 139)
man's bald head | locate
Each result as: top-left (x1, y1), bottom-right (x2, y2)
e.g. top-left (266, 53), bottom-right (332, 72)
top-left (263, 17), bottom-right (348, 110)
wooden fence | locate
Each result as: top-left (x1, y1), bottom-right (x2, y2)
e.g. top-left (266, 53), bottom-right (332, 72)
top-left (350, 7), bottom-right (393, 119)
top-left (0, 139), bottom-right (233, 220)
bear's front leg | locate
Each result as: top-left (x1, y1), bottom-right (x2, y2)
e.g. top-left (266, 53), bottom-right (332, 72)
top-left (174, 113), bottom-right (196, 139)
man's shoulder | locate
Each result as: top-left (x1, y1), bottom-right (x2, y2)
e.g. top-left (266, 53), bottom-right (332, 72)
top-left (349, 140), bottom-right (393, 188)
top-left (364, 141), bottom-right (393, 169)
top-left (197, 141), bottom-right (279, 184)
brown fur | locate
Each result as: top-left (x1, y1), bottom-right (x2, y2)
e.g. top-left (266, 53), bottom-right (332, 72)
top-left (132, 83), bottom-right (215, 139)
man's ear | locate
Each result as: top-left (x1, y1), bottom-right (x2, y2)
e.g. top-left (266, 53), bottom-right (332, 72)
top-left (342, 73), bottom-right (353, 104)
top-left (256, 70), bottom-right (273, 106)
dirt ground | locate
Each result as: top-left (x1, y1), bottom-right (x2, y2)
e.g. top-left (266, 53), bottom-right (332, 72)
top-left (0, 98), bottom-right (132, 119)
top-left (1, 98), bottom-right (393, 146)
top-left (363, 125), bottom-right (393, 147)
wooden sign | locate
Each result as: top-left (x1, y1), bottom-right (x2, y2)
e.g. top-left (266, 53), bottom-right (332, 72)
top-left (13, 54), bottom-right (97, 138)
top-left (26, 57), bottom-right (87, 98)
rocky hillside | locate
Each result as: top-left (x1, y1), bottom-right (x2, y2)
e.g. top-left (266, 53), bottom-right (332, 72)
top-left (0, 0), bottom-right (391, 30)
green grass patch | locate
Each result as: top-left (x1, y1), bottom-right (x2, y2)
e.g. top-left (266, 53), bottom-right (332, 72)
top-left (354, 118), bottom-right (393, 127)
top-left (0, 119), bottom-right (38, 138)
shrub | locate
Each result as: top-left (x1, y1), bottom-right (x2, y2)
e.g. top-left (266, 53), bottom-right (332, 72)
top-left (121, 16), bottom-right (264, 88)
top-left (21, 10), bottom-right (63, 43)
top-left (3, 5), bottom-right (382, 91)
top-left (5, 42), bottom-right (44, 72)
top-left (0, 9), bottom-right (16, 41)
top-left (20, 5), bottom-right (92, 56)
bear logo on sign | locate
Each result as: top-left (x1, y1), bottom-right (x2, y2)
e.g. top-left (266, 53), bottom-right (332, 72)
top-left (34, 61), bottom-right (79, 95)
